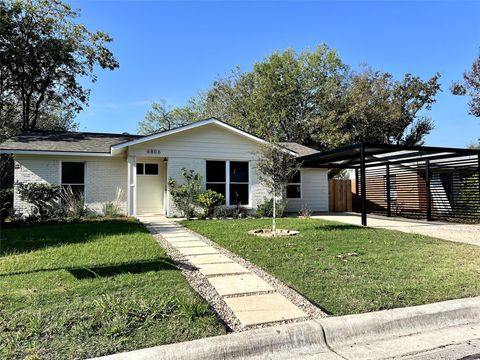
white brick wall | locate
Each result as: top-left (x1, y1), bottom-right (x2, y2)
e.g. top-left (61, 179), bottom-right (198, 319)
top-left (85, 159), bottom-right (127, 214)
top-left (13, 156), bottom-right (128, 215)
top-left (13, 158), bottom-right (60, 214)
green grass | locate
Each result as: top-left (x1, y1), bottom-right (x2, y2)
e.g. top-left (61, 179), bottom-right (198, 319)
top-left (183, 218), bottom-right (480, 316)
top-left (0, 219), bottom-right (225, 359)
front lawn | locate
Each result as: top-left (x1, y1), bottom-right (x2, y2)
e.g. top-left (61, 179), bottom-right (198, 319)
top-left (0, 219), bottom-right (225, 359)
top-left (183, 218), bottom-right (480, 316)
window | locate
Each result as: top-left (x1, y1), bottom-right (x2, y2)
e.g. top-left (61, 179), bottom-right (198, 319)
top-left (61, 162), bottom-right (85, 196)
top-left (384, 175), bottom-right (397, 201)
top-left (206, 161), bottom-right (226, 199)
top-left (230, 161), bottom-right (249, 205)
top-left (206, 160), bottom-right (249, 206)
top-left (286, 171), bottom-right (301, 198)
top-left (136, 163), bottom-right (159, 175)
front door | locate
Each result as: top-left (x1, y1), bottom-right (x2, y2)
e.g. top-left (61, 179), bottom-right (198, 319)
top-left (136, 160), bottom-right (164, 215)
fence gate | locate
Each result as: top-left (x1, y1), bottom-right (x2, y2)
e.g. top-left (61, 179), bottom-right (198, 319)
top-left (328, 179), bottom-right (354, 212)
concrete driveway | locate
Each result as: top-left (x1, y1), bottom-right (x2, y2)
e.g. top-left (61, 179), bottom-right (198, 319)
top-left (312, 213), bottom-right (480, 246)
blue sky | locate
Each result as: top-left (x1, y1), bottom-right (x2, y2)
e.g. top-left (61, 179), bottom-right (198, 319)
top-left (72, 0), bottom-right (480, 147)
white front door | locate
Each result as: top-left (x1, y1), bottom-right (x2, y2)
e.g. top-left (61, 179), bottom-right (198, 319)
top-left (136, 160), bottom-right (164, 215)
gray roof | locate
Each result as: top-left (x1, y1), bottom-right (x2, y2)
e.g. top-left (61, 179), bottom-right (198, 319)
top-left (0, 130), bottom-right (143, 154)
top-left (0, 128), bottom-right (318, 157)
top-left (280, 142), bottom-right (318, 156)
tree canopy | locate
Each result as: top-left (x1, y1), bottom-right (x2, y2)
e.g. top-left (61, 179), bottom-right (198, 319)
top-left (0, 0), bottom-right (118, 188)
top-left (451, 51), bottom-right (480, 118)
top-left (142, 45), bottom-right (441, 150)
top-left (0, 0), bottom-right (118, 141)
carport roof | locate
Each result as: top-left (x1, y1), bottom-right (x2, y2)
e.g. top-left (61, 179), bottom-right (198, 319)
top-left (298, 142), bottom-right (480, 169)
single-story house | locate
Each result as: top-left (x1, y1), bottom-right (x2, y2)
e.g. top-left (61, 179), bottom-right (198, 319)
top-left (0, 118), bottom-right (328, 217)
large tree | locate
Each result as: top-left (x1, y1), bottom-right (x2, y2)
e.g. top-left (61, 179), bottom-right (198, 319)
top-left (451, 51), bottom-right (480, 118)
top-left (0, 0), bottom-right (118, 189)
top-left (0, 0), bottom-right (118, 139)
top-left (334, 68), bottom-right (441, 147)
top-left (199, 46), bottom-right (441, 150)
top-left (137, 99), bottom-right (200, 135)
top-left (203, 45), bottom-right (349, 147)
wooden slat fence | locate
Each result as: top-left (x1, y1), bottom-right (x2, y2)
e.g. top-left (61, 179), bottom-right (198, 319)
top-left (329, 179), bottom-right (355, 212)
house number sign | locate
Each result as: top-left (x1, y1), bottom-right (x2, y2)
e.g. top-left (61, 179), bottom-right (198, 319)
top-left (146, 149), bottom-right (161, 155)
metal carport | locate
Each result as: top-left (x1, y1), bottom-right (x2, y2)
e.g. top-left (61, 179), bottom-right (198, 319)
top-left (298, 143), bottom-right (480, 226)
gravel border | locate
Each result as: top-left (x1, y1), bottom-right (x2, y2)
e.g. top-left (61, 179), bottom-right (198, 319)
top-left (142, 219), bottom-right (327, 332)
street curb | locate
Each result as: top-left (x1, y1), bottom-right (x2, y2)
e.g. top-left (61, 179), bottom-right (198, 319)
top-left (90, 320), bottom-right (339, 360)
top-left (90, 297), bottom-right (480, 360)
top-left (318, 296), bottom-right (480, 348)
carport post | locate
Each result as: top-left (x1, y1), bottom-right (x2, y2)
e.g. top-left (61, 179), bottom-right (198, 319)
top-left (425, 159), bottom-right (432, 221)
top-left (386, 164), bottom-right (391, 217)
top-left (360, 143), bottom-right (367, 226)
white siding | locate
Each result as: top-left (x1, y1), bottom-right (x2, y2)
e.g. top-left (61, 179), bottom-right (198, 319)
top-left (13, 155), bottom-right (128, 215)
top-left (128, 123), bottom-right (328, 216)
top-left (285, 168), bottom-right (329, 213)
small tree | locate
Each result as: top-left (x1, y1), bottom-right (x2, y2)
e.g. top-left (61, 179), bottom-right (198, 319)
top-left (168, 168), bottom-right (202, 219)
top-left (255, 143), bottom-right (301, 235)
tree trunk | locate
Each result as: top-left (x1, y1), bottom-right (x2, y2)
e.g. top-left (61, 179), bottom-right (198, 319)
top-left (272, 190), bottom-right (277, 236)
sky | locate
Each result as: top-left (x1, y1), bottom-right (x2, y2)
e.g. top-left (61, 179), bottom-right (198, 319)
top-left (72, 0), bottom-right (480, 147)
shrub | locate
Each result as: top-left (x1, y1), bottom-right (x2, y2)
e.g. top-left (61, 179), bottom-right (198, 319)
top-left (213, 206), bottom-right (240, 219)
top-left (17, 183), bottom-right (61, 219)
top-left (298, 205), bottom-right (312, 218)
top-left (256, 197), bottom-right (287, 218)
top-left (58, 186), bottom-right (86, 219)
top-left (168, 168), bottom-right (202, 219)
top-left (0, 188), bottom-right (13, 222)
top-left (197, 190), bottom-right (224, 218)
top-left (102, 188), bottom-right (125, 217)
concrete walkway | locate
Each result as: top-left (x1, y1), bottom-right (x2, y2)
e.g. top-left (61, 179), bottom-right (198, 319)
top-left (138, 216), bottom-right (307, 327)
top-left (312, 213), bottom-right (480, 246)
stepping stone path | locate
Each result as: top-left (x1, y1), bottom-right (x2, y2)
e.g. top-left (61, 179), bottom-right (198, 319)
top-left (138, 216), bottom-right (307, 327)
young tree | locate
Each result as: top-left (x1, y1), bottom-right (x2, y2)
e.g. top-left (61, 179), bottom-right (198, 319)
top-left (255, 143), bottom-right (301, 235)
top-left (451, 51), bottom-right (480, 118)
top-left (137, 99), bottom-right (199, 135)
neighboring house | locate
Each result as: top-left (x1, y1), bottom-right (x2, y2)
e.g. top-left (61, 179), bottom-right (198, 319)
top-left (0, 118), bottom-right (328, 217)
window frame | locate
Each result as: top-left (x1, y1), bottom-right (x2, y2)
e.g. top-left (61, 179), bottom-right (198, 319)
top-left (286, 171), bottom-right (302, 199)
top-left (136, 162), bottom-right (159, 176)
top-left (205, 160), bottom-right (251, 207)
top-left (60, 161), bottom-right (86, 195)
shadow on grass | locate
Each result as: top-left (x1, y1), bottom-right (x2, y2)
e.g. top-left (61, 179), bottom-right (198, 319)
top-left (0, 258), bottom-right (182, 278)
top-left (312, 224), bottom-right (361, 231)
top-left (0, 220), bottom-right (148, 257)
top-left (68, 259), bottom-right (178, 279)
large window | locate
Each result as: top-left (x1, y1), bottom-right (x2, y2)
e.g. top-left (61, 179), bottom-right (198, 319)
top-left (206, 161), bottom-right (226, 199)
top-left (286, 171), bottom-right (301, 199)
top-left (61, 162), bottom-right (85, 196)
top-left (230, 161), bottom-right (249, 205)
top-left (206, 160), bottom-right (249, 206)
